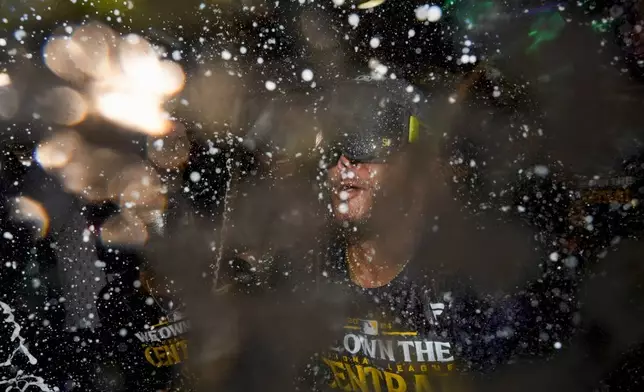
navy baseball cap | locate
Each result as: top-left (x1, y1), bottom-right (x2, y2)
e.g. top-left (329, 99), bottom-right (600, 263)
top-left (318, 76), bottom-right (423, 167)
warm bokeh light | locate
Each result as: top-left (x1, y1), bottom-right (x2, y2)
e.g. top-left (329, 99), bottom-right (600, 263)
top-left (157, 61), bottom-right (187, 96)
top-left (114, 164), bottom-right (167, 211)
top-left (146, 123), bottom-right (190, 169)
top-left (57, 158), bottom-right (111, 202)
top-left (100, 210), bottom-right (149, 247)
top-left (0, 72), bottom-right (19, 120)
top-left (63, 147), bottom-right (131, 202)
top-left (117, 35), bottom-right (185, 96)
top-left (0, 73), bottom-right (10, 87)
top-left (43, 22), bottom-right (185, 136)
top-left (43, 37), bottom-right (86, 84)
top-left (35, 130), bottom-right (83, 170)
top-left (35, 86), bottom-right (88, 125)
top-left (93, 89), bottom-right (172, 135)
top-left (10, 197), bottom-right (50, 238)
top-left (38, 133), bottom-right (130, 202)
top-left (42, 22), bottom-right (116, 84)
top-left (70, 22), bottom-right (118, 78)
top-left (36, 128), bottom-right (170, 207)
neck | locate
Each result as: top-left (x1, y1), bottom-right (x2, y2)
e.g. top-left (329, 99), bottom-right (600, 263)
top-left (345, 236), bottom-right (409, 288)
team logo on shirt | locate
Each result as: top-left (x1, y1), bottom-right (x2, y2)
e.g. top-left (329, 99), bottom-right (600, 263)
top-left (319, 293), bottom-right (458, 392)
top-left (135, 318), bottom-right (191, 368)
top-left (360, 320), bottom-right (379, 336)
top-left (321, 315), bottom-right (457, 392)
top-left (428, 302), bottom-right (445, 326)
top-left (424, 290), bottom-right (451, 326)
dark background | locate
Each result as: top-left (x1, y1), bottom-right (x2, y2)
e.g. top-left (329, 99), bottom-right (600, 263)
top-left (3, 0), bottom-right (644, 391)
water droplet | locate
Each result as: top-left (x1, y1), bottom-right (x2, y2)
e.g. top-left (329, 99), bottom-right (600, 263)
top-left (348, 14), bottom-right (360, 27)
top-left (534, 165), bottom-right (549, 177)
top-left (301, 69), bottom-right (314, 82)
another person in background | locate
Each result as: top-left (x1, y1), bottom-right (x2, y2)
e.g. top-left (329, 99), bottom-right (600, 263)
top-left (95, 223), bottom-right (194, 392)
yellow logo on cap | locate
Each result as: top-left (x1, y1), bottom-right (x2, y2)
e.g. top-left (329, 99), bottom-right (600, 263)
top-left (382, 138), bottom-right (392, 147)
top-left (408, 115), bottom-right (419, 143)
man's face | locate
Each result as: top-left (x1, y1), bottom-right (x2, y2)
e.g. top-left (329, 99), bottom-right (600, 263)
top-left (327, 155), bottom-right (386, 223)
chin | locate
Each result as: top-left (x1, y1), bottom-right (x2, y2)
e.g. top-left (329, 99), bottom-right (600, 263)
top-left (332, 205), bottom-right (369, 225)
top-left (334, 212), bottom-right (361, 224)
top-left (330, 192), bottom-right (372, 222)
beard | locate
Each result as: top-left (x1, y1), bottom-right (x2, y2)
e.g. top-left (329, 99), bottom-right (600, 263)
top-left (334, 217), bottom-right (376, 242)
top-left (336, 192), bottom-right (424, 250)
top-left (330, 196), bottom-right (381, 244)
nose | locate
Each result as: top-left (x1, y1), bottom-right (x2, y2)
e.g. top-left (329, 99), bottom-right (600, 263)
top-left (335, 155), bottom-right (353, 170)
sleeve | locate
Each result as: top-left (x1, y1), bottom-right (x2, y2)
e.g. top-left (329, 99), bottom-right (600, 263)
top-left (449, 249), bottom-right (584, 372)
top-left (446, 164), bottom-right (644, 372)
top-left (448, 176), bottom-right (587, 371)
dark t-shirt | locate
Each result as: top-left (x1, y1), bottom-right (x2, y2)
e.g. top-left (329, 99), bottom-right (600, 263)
top-left (597, 344), bottom-right (644, 391)
top-left (301, 256), bottom-right (469, 392)
top-left (95, 273), bottom-right (193, 392)
top-left (225, 174), bottom-right (632, 392)
top-left (298, 227), bottom-right (582, 392)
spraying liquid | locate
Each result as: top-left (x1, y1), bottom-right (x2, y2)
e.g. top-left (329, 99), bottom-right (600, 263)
top-left (211, 133), bottom-right (236, 292)
top-left (0, 300), bottom-right (53, 391)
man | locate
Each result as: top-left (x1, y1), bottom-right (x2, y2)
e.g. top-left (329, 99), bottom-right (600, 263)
top-left (95, 253), bottom-right (193, 392)
top-left (298, 76), bottom-right (585, 392)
